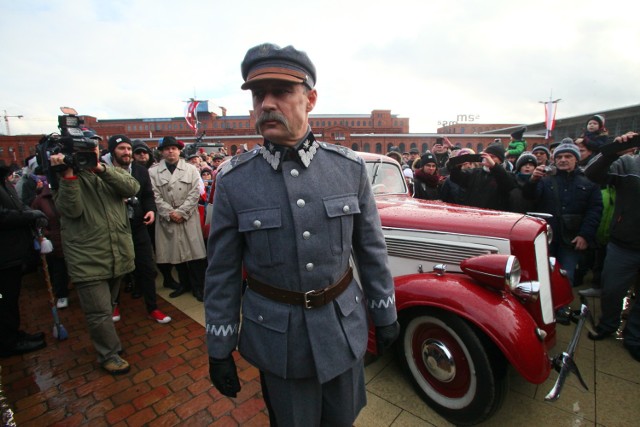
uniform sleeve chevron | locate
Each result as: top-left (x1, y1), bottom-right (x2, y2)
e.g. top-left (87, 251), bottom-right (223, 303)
top-left (368, 295), bottom-right (396, 309)
top-left (205, 322), bottom-right (240, 337)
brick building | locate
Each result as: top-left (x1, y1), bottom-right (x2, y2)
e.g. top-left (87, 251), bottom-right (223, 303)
top-left (3, 103), bottom-right (638, 169)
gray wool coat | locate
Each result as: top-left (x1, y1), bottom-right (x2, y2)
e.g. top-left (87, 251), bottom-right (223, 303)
top-left (204, 135), bottom-right (397, 384)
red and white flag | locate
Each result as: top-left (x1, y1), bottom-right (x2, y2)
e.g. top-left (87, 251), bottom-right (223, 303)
top-left (544, 100), bottom-right (559, 140)
top-left (185, 100), bottom-right (200, 134)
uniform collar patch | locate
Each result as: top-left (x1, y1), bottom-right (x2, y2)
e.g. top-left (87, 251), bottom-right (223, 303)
top-left (260, 132), bottom-right (319, 171)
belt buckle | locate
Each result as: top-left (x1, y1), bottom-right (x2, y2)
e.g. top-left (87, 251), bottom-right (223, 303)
top-left (304, 289), bottom-right (324, 309)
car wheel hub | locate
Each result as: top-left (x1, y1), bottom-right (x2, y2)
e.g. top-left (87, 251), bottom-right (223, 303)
top-left (423, 339), bottom-right (456, 382)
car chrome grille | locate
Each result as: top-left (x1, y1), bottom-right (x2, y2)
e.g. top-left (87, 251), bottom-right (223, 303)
top-left (385, 235), bottom-right (499, 264)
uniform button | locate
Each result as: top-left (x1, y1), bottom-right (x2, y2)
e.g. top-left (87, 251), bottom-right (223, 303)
top-left (303, 231), bottom-right (311, 240)
top-left (258, 315), bottom-right (264, 322)
top-left (253, 220), bottom-right (262, 229)
top-left (355, 295), bottom-right (360, 303)
top-left (343, 205), bottom-right (350, 213)
top-left (305, 263), bottom-right (314, 271)
top-left (291, 169), bottom-right (299, 177)
top-left (297, 199), bottom-right (305, 208)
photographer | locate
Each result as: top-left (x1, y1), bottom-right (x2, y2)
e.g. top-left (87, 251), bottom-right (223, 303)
top-left (50, 143), bottom-right (140, 375)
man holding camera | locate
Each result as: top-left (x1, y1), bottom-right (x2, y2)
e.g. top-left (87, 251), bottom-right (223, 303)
top-left (50, 143), bottom-right (139, 375)
top-left (523, 142), bottom-right (602, 286)
top-left (104, 135), bottom-right (171, 324)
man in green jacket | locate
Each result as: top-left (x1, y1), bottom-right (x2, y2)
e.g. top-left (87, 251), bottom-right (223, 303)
top-left (51, 146), bottom-right (139, 375)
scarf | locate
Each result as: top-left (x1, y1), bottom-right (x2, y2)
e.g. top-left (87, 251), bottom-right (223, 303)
top-left (414, 168), bottom-right (439, 187)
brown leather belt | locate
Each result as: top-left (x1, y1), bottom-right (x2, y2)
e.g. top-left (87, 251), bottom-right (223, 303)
top-left (247, 267), bottom-right (353, 309)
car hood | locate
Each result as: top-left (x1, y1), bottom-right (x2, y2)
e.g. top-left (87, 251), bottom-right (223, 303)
top-left (374, 194), bottom-right (531, 240)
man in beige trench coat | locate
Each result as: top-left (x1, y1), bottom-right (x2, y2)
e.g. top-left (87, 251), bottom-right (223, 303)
top-left (149, 136), bottom-right (207, 301)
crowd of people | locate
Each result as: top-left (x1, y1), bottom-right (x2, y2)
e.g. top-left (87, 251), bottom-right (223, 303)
top-left (389, 118), bottom-right (640, 362)
top-left (0, 131), bottom-right (229, 373)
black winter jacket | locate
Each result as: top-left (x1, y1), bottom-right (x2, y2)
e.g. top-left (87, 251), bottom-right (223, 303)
top-left (0, 173), bottom-right (37, 269)
top-left (523, 168), bottom-right (602, 246)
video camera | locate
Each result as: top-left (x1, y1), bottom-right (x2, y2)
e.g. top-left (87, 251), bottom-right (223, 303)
top-left (36, 107), bottom-right (99, 189)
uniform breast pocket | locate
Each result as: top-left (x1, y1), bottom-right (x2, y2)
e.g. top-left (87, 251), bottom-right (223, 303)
top-left (238, 207), bottom-right (284, 266)
top-left (323, 194), bottom-right (360, 256)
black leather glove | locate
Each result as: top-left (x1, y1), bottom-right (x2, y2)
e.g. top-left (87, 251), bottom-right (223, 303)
top-left (25, 209), bottom-right (48, 228)
top-left (209, 355), bottom-right (241, 398)
top-left (376, 321), bottom-right (400, 356)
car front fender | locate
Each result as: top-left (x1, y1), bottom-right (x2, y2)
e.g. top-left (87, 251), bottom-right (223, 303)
top-left (389, 273), bottom-right (551, 384)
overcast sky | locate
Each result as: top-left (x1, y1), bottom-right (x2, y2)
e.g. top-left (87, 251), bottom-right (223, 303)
top-left (1, 0), bottom-right (639, 136)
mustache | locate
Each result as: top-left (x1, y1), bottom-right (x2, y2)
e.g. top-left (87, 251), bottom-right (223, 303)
top-left (255, 112), bottom-right (289, 132)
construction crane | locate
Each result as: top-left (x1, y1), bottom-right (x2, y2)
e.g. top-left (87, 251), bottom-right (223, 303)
top-left (3, 110), bottom-right (24, 136)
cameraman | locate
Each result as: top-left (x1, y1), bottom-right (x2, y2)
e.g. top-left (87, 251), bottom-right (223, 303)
top-left (50, 144), bottom-right (140, 375)
top-left (103, 135), bottom-right (171, 324)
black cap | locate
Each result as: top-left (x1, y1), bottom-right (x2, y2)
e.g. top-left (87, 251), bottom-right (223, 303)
top-left (420, 152), bottom-right (436, 166)
top-left (241, 43), bottom-right (316, 90)
top-left (132, 140), bottom-right (152, 155)
top-left (107, 134), bottom-right (132, 154)
top-left (483, 142), bottom-right (505, 163)
top-left (158, 136), bottom-right (184, 150)
top-left (409, 147), bottom-right (419, 154)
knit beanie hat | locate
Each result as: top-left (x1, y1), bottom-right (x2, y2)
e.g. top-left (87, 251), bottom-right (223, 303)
top-left (483, 143), bottom-right (505, 163)
top-left (107, 134), bottom-right (132, 154)
top-left (588, 114), bottom-right (605, 129)
top-left (515, 152), bottom-right (538, 171)
top-left (531, 145), bottom-right (551, 158)
top-left (553, 142), bottom-right (580, 160)
top-left (420, 151), bottom-right (437, 167)
top-left (510, 127), bottom-right (526, 140)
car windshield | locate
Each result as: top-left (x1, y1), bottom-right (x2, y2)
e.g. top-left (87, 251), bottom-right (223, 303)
top-left (365, 160), bottom-right (408, 195)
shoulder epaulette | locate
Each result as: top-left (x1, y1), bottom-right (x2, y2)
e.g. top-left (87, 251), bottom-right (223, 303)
top-left (217, 148), bottom-right (261, 178)
top-left (318, 141), bottom-right (361, 164)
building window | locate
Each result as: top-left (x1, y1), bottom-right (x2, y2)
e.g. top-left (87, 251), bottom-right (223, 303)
top-left (351, 143), bottom-right (359, 151)
top-left (363, 143), bottom-right (370, 152)
top-left (357, 121), bottom-right (360, 126)
top-left (375, 143), bottom-right (382, 154)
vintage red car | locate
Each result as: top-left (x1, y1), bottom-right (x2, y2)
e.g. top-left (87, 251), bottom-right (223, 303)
top-left (207, 150), bottom-right (588, 425)
top-left (359, 152), bottom-right (588, 426)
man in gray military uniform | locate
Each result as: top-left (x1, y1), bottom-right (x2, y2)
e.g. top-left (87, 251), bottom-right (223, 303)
top-left (204, 43), bottom-right (399, 426)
